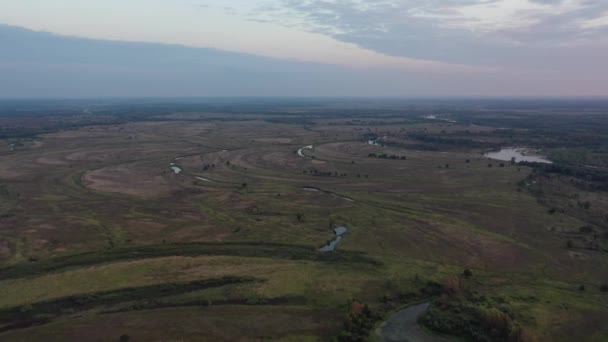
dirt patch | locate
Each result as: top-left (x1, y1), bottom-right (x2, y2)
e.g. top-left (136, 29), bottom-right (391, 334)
top-left (84, 163), bottom-right (171, 197)
top-left (35, 156), bottom-right (68, 166)
top-left (254, 138), bottom-right (292, 143)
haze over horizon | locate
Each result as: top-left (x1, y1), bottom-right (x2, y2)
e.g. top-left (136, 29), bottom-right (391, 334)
top-left (1, 0), bottom-right (607, 98)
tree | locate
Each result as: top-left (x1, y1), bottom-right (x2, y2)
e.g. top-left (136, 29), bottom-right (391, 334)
top-left (463, 268), bottom-right (473, 278)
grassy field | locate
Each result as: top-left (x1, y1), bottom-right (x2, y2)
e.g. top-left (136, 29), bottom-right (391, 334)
top-left (0, 104), bottom-right (607, 341)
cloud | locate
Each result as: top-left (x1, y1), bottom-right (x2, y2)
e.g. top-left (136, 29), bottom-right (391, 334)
top-left (0, 19), bottom-right (606, 97)
top-left (0, 24), bottom-right (507, 97)
top-left (253, 0), bottom-right (608, 73)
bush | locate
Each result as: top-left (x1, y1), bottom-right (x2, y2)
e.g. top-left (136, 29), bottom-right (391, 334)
top-left (579, 226), bottom-right (593, 233)
top-left (338, 302), bottom-right (377, 342)
top-left (463, 268), bottom-right (473, 278)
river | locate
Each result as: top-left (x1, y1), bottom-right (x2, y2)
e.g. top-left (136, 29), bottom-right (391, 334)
top-left (375, 302), bottom-right (449, 342)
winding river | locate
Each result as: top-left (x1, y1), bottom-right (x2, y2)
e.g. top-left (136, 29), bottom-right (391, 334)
top-left (297, 145), bottom-right (313, 158)
top-left (169, 163), bottom-right (183, 174)
top-left (375, 302), bottom-right (449, 342)
top-left (319, 226), bottom-right (347, 252)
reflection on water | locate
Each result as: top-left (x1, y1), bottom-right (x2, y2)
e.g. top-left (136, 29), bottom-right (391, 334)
top-left (376, 302), bottom-right (447, 342)
top-left (423, 115), bottom-right (456, 123)
top-left (319, 226), bottom-right (348, 252)
top-left (298, 145), bottom-right (313, 158)
top-left (485, 148), bottom-right (552, 164)
top-left (170, 163), bottom-right (183, 174)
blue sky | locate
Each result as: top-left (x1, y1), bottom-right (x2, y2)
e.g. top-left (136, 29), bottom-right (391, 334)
top-left (1, 0), bottom-right (607, 97)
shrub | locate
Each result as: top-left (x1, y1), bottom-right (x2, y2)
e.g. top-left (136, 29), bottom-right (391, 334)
top-left (579, 226), bottom-right (593, 233)
top-left (338, 302), bottom-right (377, 342)
top-left (463, 268), bottom-right (473, 278)
top-left (442, 276), bottom-right (460, 296)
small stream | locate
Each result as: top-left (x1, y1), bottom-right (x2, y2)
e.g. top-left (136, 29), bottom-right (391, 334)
top-left (302, 187), bottom-right (355, 202)
top-left (376, 302), bottom-right (448, 342)
top-left (297, 145), bottom-right (313, 158)
top-left (169, 163), bottom-right (183, 174)
top-left (319, 226), bottom-right (348, 252)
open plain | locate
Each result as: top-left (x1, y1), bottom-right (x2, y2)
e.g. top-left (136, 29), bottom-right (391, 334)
top-left (0, 100), bottom-right (607, 341)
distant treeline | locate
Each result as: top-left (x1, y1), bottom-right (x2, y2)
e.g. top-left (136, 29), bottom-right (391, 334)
top-left (407, 133), bottom-right (494, 148)
top-left (523, 162), bottom-right (608, 191)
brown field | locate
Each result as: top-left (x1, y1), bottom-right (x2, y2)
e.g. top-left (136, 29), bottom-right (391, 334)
top-left (0, 110), bottom-right (607, 341)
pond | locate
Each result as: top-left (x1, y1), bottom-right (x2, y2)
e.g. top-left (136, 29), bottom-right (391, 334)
top-left (319, 226), bottom-right (348, 252)
top-left (484, 147), bottom-right (552, 164)
top-left (423, 115), bottom-right (456, 123)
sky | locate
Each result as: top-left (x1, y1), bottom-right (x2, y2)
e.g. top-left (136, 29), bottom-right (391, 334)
top-left (0, 0), bottom-right (607, 97)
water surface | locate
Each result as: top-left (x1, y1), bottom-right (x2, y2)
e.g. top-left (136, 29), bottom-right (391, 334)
top-left (319, 226), bottom-right (348, 252)
top-left (170, 163), bottom-right (183, 174)
top-left (298, 145), bottom-right (313, 158)
top-left (376, 303), bottom-right (448, 342)
top-left (485, 148), bottom-right (552, 164)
